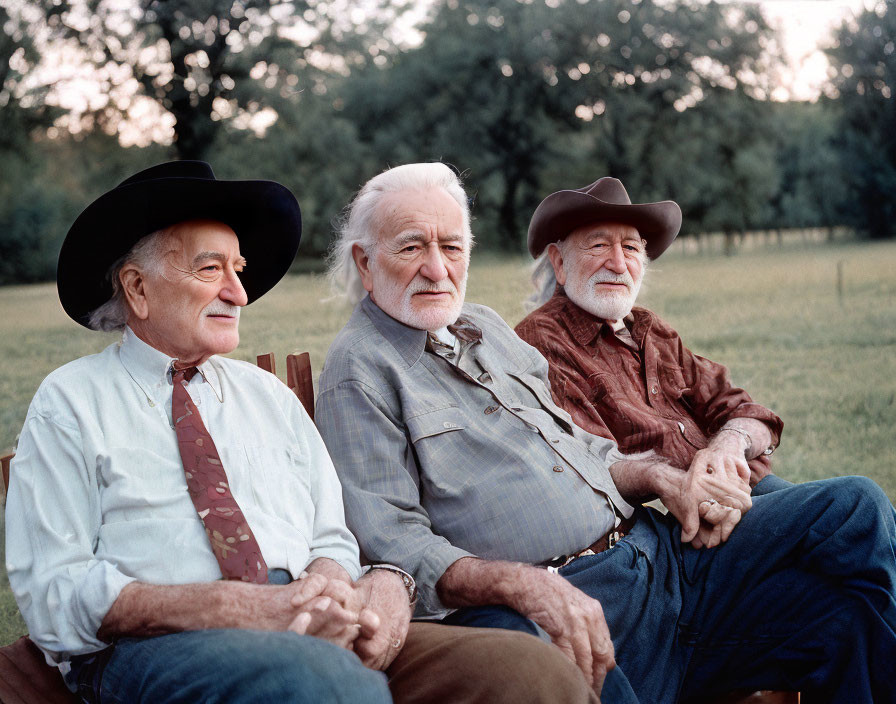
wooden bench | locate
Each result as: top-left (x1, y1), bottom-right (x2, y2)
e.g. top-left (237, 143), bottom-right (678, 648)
top-left (0, 353), bottom-right (797, 703)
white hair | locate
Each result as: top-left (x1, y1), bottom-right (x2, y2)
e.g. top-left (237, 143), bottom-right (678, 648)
top-left (87, 228), bottom-right (170, 332)
top-left (524, 237), bottom-right (649, 313)
top-left (327, 162), bottom-right (474, 304)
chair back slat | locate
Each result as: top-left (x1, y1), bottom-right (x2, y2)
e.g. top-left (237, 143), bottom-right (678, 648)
top-left (287, 352), bottom-right (315, 420)
top-left (2, 452), bottom-right (12, 497)
top-left (255, 353), bottom-right (276, 375)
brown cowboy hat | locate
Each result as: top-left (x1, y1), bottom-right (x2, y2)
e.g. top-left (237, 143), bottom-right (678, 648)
top-left (57, 160), bottom-right (302, 328)
top-left (527, 177), bottom-right (682, 259)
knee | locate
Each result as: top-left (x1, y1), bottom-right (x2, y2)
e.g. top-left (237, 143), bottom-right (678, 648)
top-left (242, 633), bottom-right (390, 704)
top-left (389, 625), bottom-right (596, 704)
top-left (825, 476), bottom-right (893, 517)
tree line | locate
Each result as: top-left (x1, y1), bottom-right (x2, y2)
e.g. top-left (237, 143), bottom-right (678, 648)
top-left (1, 0), bottom-right (893, 284)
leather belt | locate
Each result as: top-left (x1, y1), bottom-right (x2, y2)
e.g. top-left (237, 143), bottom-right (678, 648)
top-left (543, 515), bottom-right (638, 570)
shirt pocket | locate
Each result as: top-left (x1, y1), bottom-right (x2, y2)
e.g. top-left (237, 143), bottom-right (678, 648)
top-left (659, 366), bottom-right (691, 404)
top-left (406, 407), bottom-right (466, 443)
top-left (506, 371), bottom-right (574, 433)
top-left (223, 444), bottom-right (312, 513)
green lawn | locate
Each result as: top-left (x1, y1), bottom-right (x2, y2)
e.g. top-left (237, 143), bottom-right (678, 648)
top-left (1, 236), bottom-right (895, 645)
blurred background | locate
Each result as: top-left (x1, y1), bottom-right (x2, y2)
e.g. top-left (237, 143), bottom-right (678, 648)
top-left (1, 0), bottom-right (895, 643)
top-left (0, 0), bottom-right (894, 273)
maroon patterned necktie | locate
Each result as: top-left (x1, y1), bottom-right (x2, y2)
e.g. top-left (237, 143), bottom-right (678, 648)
top-left (172, 366), bottom-right (268, 583)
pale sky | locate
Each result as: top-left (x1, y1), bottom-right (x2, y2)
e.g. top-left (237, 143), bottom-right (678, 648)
top-left (744, 0), bottom-right (872, 100)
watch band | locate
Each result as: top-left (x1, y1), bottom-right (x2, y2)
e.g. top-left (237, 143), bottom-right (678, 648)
top-left (366, 564), bottom-right (418, 606)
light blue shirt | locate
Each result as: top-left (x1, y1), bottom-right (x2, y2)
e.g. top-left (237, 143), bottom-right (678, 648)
top-left (6, 328), bottom-right (360, 664)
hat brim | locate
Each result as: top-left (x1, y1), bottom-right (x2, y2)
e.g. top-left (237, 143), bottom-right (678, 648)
top-left (58, 177), bottom-right (302, 327)
top-left (528, 190), bottom-right (681, 259)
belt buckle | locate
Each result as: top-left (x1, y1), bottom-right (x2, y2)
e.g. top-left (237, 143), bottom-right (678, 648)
top-left (607, 530), bottom-right (620, 549)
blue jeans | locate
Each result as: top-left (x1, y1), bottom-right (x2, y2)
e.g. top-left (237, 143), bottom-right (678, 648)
top-left (446, 476), bottom-right (896, 703)
top-left (66, 628), bottom-right (391, 704)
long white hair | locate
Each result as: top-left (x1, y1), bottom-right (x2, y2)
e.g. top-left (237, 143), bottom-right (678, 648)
top-left (326, 163), bottom-right (473, 304)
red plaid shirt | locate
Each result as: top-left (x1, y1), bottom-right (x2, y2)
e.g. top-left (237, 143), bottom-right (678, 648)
top-left (515, 288), bottom-right (782, 477)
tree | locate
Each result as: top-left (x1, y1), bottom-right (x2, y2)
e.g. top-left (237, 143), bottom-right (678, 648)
top-left (35, 0), bottom-right (404, 159)
top-left (826, 0), bottom-right (896, 239)
top-left (343, 0), bottom-right (785, 250)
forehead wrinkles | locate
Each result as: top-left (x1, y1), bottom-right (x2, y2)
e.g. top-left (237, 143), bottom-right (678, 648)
top-left (375, 189), bottom-right (464, 241)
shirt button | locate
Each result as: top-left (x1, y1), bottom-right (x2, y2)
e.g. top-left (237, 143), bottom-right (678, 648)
top-left (650, 385), bottom-right (658, 394)
top-left (551, 438), bottom-right (560, 443)
top-left (446, 352), bottom-right (455, 359)
top-left (552, 465), bottom-right (564, 473)
top-left (478, 372), bottom-right (492, 384)
top-left (484, 406), bottom-right (499, 415)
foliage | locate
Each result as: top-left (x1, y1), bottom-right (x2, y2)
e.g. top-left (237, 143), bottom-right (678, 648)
top-left (826, 0), bottom-right (896, 239)
top-left (32, 0), bottom-right (404, 159)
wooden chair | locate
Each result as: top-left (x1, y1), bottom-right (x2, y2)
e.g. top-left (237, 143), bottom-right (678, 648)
top-left (0, 352), bottom-right (797, 704)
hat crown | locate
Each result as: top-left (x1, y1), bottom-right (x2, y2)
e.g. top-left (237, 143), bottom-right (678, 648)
top-left (578, 177), bottom-right (632, 206)
top-left (118, 160), bottom-right (215, 189)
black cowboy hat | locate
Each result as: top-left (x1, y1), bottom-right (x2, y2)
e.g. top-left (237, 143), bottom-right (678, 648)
top-left (527, 177), bottom-right (682, 260)
top-left (57, 160), bottom-right (302, 328)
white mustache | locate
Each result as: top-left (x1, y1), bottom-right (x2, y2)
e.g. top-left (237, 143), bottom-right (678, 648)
top-left (591, 271), bottom-right (633, 289)
top-left (204, 302), bottom-right (241, 318)
top-left (409, 281), bottom-right (456, 295)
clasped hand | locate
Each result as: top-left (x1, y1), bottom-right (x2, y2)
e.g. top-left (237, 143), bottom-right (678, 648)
top-left (284, 570), bottom-right (411, 670)
top-left (664, 447), bottom-right (752, 549)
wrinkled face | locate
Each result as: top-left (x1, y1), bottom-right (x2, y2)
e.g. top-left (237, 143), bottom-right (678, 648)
top-left (127, 220), bottom-right (248, 367)
top-left (548, 222), bottom-right (647, 322)
top-left (354, 187), bottom-right (470, 331)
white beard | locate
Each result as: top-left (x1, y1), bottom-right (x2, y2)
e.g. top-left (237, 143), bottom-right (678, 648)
top-left (371, 270), bottom-right (467, 331)
top-left (564, 269), bottom-right (641, 322)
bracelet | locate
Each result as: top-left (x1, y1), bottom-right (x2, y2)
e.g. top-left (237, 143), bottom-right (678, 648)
top-left (366, 564), bottom-right (418, 606)
top-left (718, 426), bottom-right (753, 454)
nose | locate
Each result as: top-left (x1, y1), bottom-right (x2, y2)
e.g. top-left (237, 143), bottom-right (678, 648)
top-left (419, 243), bottom-right (449, 282)
top-left (603, 242), bottom-right (627, 274)
top-left (220, 268), bottom-right (249, 306)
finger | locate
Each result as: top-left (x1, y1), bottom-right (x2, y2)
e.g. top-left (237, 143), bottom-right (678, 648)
top-left (290, 573), bottom-right (328, 607)
top-left (357, 607), bottom-right (381, 640)
top-left (553, 634), bottom-right (594, 687)
top-left (321, 579), bottom-right (354, 606)
top-left (680, 503), bottom-right (700, 543)
top-left (289, 611), bottom-right (312, 634)
top-left (718, 506), bottom-right (742, 543)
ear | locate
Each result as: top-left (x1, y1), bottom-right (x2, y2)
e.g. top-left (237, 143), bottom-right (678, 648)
top-left (119, 264), bottom-right (150, 321)
top-left (351, 243), bottom-right (375, 293)
top-left (546, 243), bottom-right (567, 286)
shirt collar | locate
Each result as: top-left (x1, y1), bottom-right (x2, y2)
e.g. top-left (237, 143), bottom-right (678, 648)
top-left (118, 326), bottom-right (223, 399)
top-left (361, 296), bottom-right (430, 367)
top-left (554, 287), bottom-right (637, 347)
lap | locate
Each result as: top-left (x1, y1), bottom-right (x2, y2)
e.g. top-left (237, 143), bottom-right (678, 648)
top-left (77, 629), bottom-right (390, 704)
top-left (387, 621), bottom-right (599, 704)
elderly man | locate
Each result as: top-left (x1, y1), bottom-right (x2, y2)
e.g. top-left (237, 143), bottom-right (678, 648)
top-left (516, 177), bottom-right (786, 505)
top-left (316, 162), bottom-right (896, 704)
top-left (5, 161), bottom-right (599, 704)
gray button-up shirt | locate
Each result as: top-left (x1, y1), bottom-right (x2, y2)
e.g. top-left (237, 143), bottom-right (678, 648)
top-left (316, 296), bottom-right (632, 616)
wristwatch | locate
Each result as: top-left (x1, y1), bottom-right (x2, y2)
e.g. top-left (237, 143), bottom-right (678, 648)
top-left (367, 564), bottom-right (418, 606)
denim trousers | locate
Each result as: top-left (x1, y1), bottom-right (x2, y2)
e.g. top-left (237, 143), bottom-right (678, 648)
top-left (66, 628), bottom-right (391, 704)
top-left (444, 476), bottom-right (896, 704)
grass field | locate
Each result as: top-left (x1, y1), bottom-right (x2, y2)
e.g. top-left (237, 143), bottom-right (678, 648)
top-left (0, 235), bottom-right (894, 646)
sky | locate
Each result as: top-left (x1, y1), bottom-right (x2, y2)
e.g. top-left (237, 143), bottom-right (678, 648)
top-left (748, 0), bottom-right (872, 100)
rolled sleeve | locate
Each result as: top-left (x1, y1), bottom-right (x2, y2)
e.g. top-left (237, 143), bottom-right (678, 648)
top-left (316, 379), bottom-right (475, 616)
top-left (298, 407), bottom-right (363, 580)
top-left (6, 413), bottom-right (136, 661)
